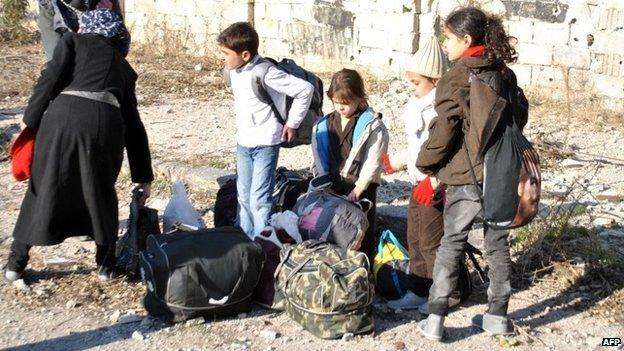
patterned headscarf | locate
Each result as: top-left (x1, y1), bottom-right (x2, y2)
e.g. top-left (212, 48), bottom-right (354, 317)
top-left (79, 9), bottom-right (131, 56)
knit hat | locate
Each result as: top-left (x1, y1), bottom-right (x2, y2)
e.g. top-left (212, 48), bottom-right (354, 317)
top-left (406, 36), bottom-right (446, 79)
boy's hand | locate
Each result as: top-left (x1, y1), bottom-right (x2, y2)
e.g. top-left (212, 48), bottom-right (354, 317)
top-left (281, 126), bottom-right (296, 144)
top-left (347, 186), bottom-right (365, 202)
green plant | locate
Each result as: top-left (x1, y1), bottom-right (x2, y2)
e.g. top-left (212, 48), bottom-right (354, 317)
top-left (186, 154), bottom-right (231, 170)
top-left (151, 173), bottom-right (172, 197)
top-left (0, 0), bottom-right (31, 42)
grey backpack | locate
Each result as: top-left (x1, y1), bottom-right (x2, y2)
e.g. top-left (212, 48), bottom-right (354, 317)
top-left (225, 57), bottom-right (324, 148)
top-left (293, 180), bottom-right (370, 250)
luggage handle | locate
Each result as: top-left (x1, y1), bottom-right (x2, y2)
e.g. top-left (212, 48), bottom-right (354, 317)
top-left (318, 189), bottom-right (373, 214)
top-left (209, 250), bottom-right (251, 306)
top-left (209, 296), bottom-right (229, 305)
top-left (377, 229), bottom-right (408, 258)
top-left (357, 198), bottom-right (373, 214)
top-left (301, 175), bottom-right (373, 213)
top-left (274, 245), bottom-right (295, 280)
top-left (163, 221), bottom-right (199, 235)
top-left (280, 256), bottom-right (312, 293)
top-left (208, 273), bottom-right (244, 306)
top-left (277, 241), bottom-right (327, 290)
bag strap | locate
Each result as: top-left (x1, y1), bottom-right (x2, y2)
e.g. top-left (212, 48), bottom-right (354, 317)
top-left (281, 256), bottom-right (312, 293)
top-left (274, 244), bottom-right (294, 281)
top-left (378, 229), bottom-right (408, 257)
top-left (506, 76), bottom-right (523, 129)
top-left (462, 139), bottom-right (485, 206)
top-left (251, 59), bottom-right (287, 125)
top-left (357, 198), bottom-right (373, 214)
top-left (307, 174), bottom-right (332, 192)
top-left (377, 230), bottom-right (389, 255)
top-left (391, 269), bottom-right (405, 297)
top-left (463, 69), bottom-right (489, 211)
top-left (465, 243), bottom-right (487, 284)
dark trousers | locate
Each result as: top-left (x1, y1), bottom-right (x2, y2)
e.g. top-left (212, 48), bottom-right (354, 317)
top-left (427, 185), bottom-right (511, 317)
top-left (406, 188), bottom-right (444, 297)
top-left (7, 239), bottom-right (117, 272)
top-left (332, 181), bottom-right (378, 263)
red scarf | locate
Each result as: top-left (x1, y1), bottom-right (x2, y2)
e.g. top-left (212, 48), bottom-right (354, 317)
top-left (461, 45), bottom-right (486, 58)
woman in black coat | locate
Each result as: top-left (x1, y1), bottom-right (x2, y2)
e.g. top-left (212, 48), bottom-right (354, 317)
top-left (4, 9), bottom-right (153, 282)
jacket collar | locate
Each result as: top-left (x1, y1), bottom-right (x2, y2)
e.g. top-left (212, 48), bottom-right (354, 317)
top-left (236, 54), bottom-right (263, 73)
top-left (459, 56), bottom-right (492, 69)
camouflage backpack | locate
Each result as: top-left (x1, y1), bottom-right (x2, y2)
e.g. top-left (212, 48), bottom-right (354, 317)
top-left (274, 240), bottom-right (375, 339)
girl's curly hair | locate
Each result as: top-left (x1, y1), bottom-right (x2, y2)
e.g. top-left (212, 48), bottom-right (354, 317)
top-left (445, 6), bottom-right (517, 66)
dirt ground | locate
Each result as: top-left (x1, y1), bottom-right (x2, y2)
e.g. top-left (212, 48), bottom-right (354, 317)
top-left (0, 40), bottom-right (623, 351)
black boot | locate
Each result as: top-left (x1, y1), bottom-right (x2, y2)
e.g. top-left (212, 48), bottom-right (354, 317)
top-left (5, 240), bottom-right (31, 281)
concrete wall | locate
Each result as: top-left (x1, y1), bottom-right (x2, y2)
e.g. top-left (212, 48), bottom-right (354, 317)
top-left (122, 0), bottom-right (624, 108)
top-left (252, 0), bottom-right (418, 76)
top-left (123, 0), bottom-right (251, 55)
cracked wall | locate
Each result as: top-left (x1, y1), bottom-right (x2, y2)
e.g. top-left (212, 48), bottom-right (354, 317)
top-left (123, 0), bottom-right (624, 108)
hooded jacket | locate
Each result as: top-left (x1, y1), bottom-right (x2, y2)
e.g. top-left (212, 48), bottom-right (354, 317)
top-left (416, 56), bottom-right (528, 185)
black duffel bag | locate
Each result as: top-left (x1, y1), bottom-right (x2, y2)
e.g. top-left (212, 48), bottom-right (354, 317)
top-left (139, 226), bottom-right (264, 323)
top-left (115, 188), bottom-right (160, 278)
top-left (214, 167), bottom-right (312, 227)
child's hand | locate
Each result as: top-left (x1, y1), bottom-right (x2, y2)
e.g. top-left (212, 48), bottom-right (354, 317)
top-left (347, 186), bottom-right (365, 202)
top-left (412, 176), bottom-right (434, 206)
top-left (381, 153), bottom-right (394, 174)
top-left (281, 126), bottom-right (296, 144)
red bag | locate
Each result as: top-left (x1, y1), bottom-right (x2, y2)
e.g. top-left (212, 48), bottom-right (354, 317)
top-left (10, 127), bottom-right (36, 182)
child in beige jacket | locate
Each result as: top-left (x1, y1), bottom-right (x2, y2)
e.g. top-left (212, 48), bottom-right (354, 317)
top-left (382, 36), bottom-right (447, 310)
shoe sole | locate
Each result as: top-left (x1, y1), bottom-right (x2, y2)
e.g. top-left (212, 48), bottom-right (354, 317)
top-left (388, 304), bottom-right (423, 311)
top-left (418, 323), bottom-right (443, 341)
top-left (471, 316), bottom-right (514, 336)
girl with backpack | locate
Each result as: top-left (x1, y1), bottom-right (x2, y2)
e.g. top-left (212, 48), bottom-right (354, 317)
top-left (415, 7), bottom-right (528, 340)
top-left (311, 68), bottom-right (389, 261)
top-left (381, 36), bottom-right (448, 311)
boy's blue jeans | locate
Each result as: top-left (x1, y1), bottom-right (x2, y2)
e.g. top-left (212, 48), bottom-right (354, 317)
top-left (236, 144), bottom-right (280, 239)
